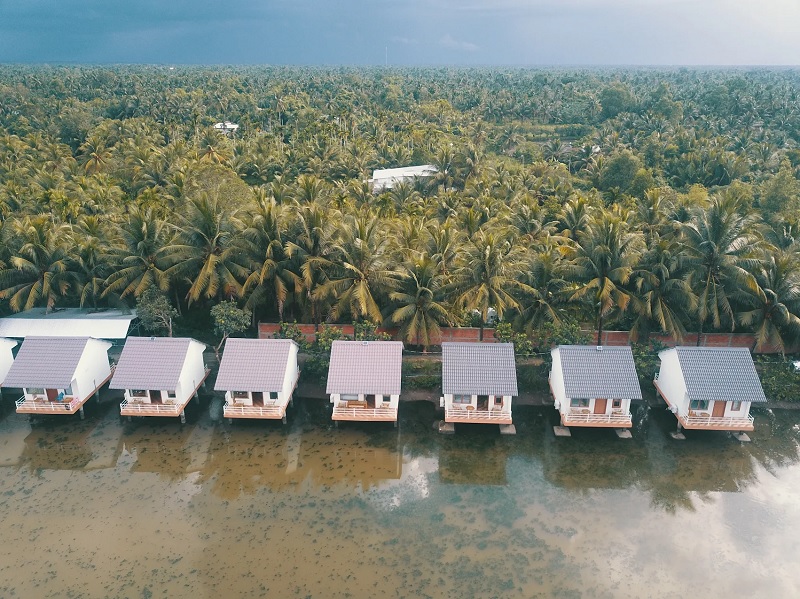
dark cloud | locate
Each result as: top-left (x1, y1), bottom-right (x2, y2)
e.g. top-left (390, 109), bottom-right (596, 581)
top-left (0, 0), bottom-right (797, 64)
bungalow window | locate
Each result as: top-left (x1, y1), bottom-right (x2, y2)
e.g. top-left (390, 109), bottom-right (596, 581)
top-left (166, 390), bottom-right (177, 399)
top-left (689, 400), bottom-right (709, 411)
top-left (453, 394), bottom-right (472, 404)
top-left (28, 387), bottom-right (45, 395)
top-left (64, 385), bottom-right (73, 395)
top-left (341, 394), bottom-right (359, 401)
top-left (731, 401), bottom-right (742, 411)
top-left (612, 399), bottom-right (622, 409)
top-left (269, 391), bottom-right (279, 400)
top-left (131, 390), bottom-right (148, 398)
top-left (232, 391), bottom-right (249, 399)
top-left (570, 398), bottom-right (590, 408)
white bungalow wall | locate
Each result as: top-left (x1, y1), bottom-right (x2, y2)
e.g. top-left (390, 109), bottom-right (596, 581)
top-left (174, 340), bottom-right (207, 405)
top-left (442, 394), bottom-right (512, 412)
top-left (656, 349), bottom-right (689, 416)
top-left (0, 340), bottom-right (15, 386)
top-left (330, 392), bottom-right (399, 408)
top-left (72, 339), bottom-right (112, 401)
top-left (549, 348), bottom-right (568, 417)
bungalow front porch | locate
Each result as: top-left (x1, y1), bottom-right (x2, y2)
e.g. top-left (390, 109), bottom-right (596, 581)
top-left (332, 396), bottom-right (397, 423)
top-left (653, 378), bottom-right (755, 432)
top-left (560, 408), bottom-right (633, 428)
top-left (119, 367), bottom-right (210, 423)
top-left (224, 391), bottom-right (290, 421)
top-left (14, 367), bottom-right (115, 419)
top-left (444, 402), bottom-right (513, 425)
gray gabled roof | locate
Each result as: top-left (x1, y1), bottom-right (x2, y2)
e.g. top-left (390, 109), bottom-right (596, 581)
top-left (555, 345), bottom-right (643, 400)
top-left (214, 338), bottom-right (297, 392)
top-left (673, 346), bottom-right (767, 403)
top-left (442, 342), bottom-right (518, 396)
top-left (110, 337), bottom-right (204, 390)
top-left (326, 340), bottom-right (403, 395)
top-left (2, 337), bottom-right (94, 388)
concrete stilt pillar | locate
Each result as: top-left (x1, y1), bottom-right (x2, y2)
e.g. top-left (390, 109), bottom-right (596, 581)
top-left (282, 415), bottom-right (287, 424)
top-left (79, 406), bottom-right (85, 420)
top-left (180, 411), bottom-right (186, 424)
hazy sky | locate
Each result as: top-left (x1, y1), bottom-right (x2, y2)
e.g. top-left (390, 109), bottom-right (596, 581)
top-left (0, 0), bottom-right (798, 65)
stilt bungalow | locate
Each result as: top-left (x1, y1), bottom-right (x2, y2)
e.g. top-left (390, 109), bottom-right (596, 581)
top-left (0, 338), bottom-right (17, 395)
top-left (215, 338), bottom-right (300, 422)
top-left (327, 340), bottom-right (403, 424)
top-left (2, 337), bottom-right (113, 419)
top-left (112, 337), bottom-right (209, 423)
top-left (549, 345), bottom-right (640, 429)
top-left (654, 346), bottom-right (765, 433)
top-left (439, 342), bottom-right (517, 427)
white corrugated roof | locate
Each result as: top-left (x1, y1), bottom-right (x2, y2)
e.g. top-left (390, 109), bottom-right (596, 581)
top-left (369, 165), bottom-right (437, 191)
top-left (0, 308), bottom-right (136, 339)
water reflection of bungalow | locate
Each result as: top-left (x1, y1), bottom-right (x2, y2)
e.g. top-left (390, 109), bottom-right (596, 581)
top-left (328, 340), bottom-right (402, 424)
top-left (438, 440), bottom-right (508, 485)
top-left (215, 338), bottom-right (300, 423)
top-left (440, 342), bottom-right (517, 430)
top-left (2, 337), bottom-right (113, 419)
top-left (113, 337), bottom-right (209, 423)
top-left (654, 347), bottom-right (765, 433)
top-left (198, 427), bottom-right (404, 498)
top-left (550, 345), bottom-right (639, 430)
top-left (0, 338), bottom-right (17, 397)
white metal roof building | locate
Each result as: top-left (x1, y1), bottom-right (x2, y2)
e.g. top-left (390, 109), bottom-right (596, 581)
top-left (368, 165), bottom-right (437, 192)
top-left (0, 308), bottom-right (136, 340)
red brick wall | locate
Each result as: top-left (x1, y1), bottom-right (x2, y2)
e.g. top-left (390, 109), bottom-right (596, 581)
top-left (258, 323), bottom-right (792, 353)
top-left (257, 323), bottom-right (496, 345)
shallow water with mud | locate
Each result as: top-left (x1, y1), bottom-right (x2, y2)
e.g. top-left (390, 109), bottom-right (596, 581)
top-left (0, 395), bottom-right (798, 598)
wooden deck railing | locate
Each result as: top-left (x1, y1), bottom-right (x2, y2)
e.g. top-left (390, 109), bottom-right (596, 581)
top-left (223, 401), bottom-right (287, 419)
top-left (562, 410), bottom-right (632, 425)
top-left (15, 395), bottom-right (80, 412)
top-left (679, 413), bottom-right (754, 429)
top-left (120, 399), bottom-right (182, 415)
top-left (445, 407), bottom-right (512, 423)
top-left (332, 406), bottom-right (398, 421)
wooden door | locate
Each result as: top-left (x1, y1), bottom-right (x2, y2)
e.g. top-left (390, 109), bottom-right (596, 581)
top-left (149, 390), bottom-right (162, 404)
top-left (252, 392), bottom-right (263, 406)
top-left (594, 398), bottom-right (607, 414)
top-left (46, 388), bottom-right (58, 402)
top-left (712, 401), bottom-right (726, 417)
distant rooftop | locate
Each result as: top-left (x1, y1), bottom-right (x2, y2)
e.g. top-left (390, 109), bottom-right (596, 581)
top-left (442, 342), bottom-right (518, 396)
top-left (369, 165), bottom-right (437, 191)
top-left (0, 308), bottom-right (136, 340)
top-left (213, 121), bottom-right (239, 132)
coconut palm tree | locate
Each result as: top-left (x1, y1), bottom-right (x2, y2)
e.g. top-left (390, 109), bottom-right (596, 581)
top-left (682, 193), bottom-right (761, 343)
top-left (630, 237), bottom-right (696, 342)
top-left (239, 197), bottom-right (299, 321)
top-left (567, 210), bottom-right (643, 345)
top-left (388, 256), bottom-right (452, 350)
top-left (313, 210), bottom-right (401, 324)
top-left (164, 193), bottom-right (248, 304)
top-left (0, 216), bottom-right (78, 312)
top-left (449, 230), bottom-right (534, 340)
top-left (738, 250), bottom-right (800, 354)
top-left (103, 208), bottom-right (172, 300)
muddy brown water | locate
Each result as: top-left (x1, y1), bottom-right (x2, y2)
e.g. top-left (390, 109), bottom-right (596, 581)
top-left (0, 395), bottom-right (798, 598)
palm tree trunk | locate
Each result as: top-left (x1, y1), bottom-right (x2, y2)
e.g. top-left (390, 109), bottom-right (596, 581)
top-left (697, 319), bottom-right (703, 347)
top-left (596, 311), bottom-right (603, 346)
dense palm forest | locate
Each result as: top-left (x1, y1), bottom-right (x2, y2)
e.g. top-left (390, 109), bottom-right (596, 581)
top-left (1, 66), bottom-right (800, 351)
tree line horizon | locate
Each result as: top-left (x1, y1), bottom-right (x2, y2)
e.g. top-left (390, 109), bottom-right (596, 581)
top-left (1, 65), bottom-right (799, 352)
